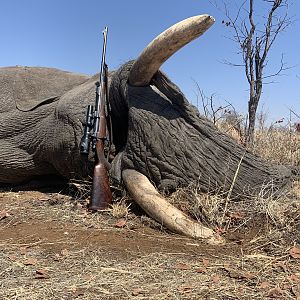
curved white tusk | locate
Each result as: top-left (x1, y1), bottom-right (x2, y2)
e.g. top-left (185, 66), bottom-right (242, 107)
top-left (122, 169), bottom-right (225, 245)
top-left (128, 15), bottom-right (215, 87)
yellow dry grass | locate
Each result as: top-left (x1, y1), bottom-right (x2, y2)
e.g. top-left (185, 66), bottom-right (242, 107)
top-left (253, 128), bottom-right (300, 166)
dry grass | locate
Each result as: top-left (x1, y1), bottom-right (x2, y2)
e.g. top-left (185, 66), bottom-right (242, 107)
top-left (168, 181), bottom-right (299, 233)
top-left (1, 248), bottom-right (299, 300)
top-left (1, 190), bottom-right (300, 300)
top-left (218, 120), bottom-right (300, 168)
top-left (253, 128), bottom-right (300, 166)
top-left (111, 200), bottom-right (131, 219)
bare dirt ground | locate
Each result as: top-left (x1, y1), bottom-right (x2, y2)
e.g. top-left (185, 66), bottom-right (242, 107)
top-left (1, 184), bottom-right (300, 300)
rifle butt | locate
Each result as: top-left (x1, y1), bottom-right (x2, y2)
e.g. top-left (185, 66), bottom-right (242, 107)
top-left (89, 163), bottom-right (112, 211)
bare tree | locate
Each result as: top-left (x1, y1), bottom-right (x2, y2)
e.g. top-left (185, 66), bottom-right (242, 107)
top-left (213, 0), bottom-right (292, 145)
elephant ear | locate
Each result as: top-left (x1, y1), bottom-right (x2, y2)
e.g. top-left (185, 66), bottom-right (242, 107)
top-left (0, 66), bottom-right (89, 112)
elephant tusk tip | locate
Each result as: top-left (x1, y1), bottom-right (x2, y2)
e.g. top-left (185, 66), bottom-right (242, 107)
top-left (129, 14), bottom-right (216, 87)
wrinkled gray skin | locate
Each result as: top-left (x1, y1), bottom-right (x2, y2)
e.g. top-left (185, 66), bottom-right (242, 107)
top-left (0, 66), bottom-right (93, 183)
top-left (0, 61), bottom-right (295, 198)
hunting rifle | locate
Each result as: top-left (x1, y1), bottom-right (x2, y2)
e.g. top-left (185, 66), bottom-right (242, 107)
top-left (80, 27), bottom-right (112, 210)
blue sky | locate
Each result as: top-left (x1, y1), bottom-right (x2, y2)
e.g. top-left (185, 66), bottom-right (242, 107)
top-left (0, 0), bottom-right (299, 123)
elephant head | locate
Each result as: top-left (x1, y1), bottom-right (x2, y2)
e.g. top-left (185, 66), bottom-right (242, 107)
top-left (106, 15), bottom-right (291, 197)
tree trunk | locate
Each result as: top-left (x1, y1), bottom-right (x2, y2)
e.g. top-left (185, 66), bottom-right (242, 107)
top-left (246, 79), bottom-right (262, 146)
top-left (247, 95), bottom-right (259, 145)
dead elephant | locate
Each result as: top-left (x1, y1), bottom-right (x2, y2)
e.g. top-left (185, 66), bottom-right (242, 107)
top-left (0, 15), bottom-right (295, 244)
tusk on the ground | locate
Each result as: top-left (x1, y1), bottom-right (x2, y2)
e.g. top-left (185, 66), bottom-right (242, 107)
top-left (128, 15), bottom-right (215, 87)
top-left (122, 169), bottom-right (225, 245)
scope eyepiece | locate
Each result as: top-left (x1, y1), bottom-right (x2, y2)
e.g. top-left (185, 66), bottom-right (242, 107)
top-left (80, 134), bottom-right (90, 155)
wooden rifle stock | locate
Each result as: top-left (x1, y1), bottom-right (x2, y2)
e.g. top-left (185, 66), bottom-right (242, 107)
top-left (89, 150), bottom-right (112, 210)
top-left (89, 77), bottom-right (112, 210)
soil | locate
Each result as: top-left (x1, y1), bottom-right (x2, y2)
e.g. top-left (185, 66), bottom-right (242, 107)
top-left (1, 189), bottom-right (300, 300)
